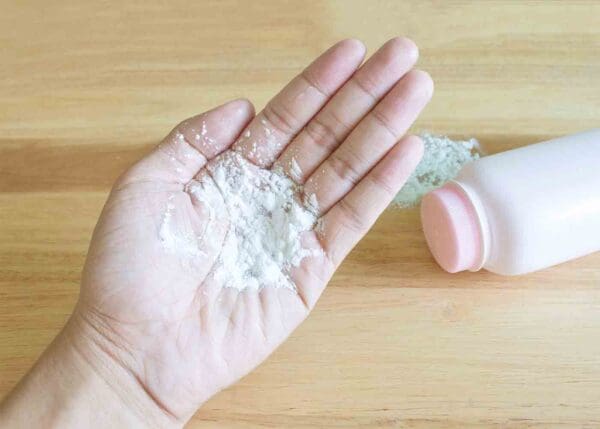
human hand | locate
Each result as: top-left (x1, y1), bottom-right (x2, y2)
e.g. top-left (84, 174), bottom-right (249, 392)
top-left (4, 38), bottom-right (433, 428)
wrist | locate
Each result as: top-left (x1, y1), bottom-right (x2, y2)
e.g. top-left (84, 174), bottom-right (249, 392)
top-left (62, 309), bottom-right (185, 428)
top-left (0, 310), bottom-right (184, 429)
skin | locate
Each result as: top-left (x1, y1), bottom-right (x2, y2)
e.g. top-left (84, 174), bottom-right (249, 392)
top-left (0, 38), bottom-right (433, 428)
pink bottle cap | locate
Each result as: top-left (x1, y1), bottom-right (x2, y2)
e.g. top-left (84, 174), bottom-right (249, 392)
top-left (420, 183), bottom-right (483, 273)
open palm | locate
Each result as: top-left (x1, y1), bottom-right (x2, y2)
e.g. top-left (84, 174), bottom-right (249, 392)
top-left (76, 38), bottom-right (432, 423)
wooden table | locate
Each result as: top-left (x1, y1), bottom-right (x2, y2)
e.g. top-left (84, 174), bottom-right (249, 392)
top-left (2, 1), bottom-right (600, 427)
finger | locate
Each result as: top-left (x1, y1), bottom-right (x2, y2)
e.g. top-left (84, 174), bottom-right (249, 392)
top-left (304, 69), bottom-right (433, 214)
top-left (232, 39), bottom-right (366, 168)
top-left (275, 37), bottom-right (419, 183)
top-left (319, 135), bottom-right (424, 267)
top-left (123, 99), bottom-right (254, 184)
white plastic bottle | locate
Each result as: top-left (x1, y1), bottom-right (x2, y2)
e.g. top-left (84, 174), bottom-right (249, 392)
top-left (420, 129), bottom-right (600, 275)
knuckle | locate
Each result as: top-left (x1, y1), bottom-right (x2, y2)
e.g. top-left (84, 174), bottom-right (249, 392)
top-left (365, 173), bottom-right (395, 197)
top-left (370, 108), bottom-right (398, 138)
top-left (327, 153), bottom-right (362, 186)
top-left (352, 74), bottom-right (378, 102)
top-left (300, 69), bottom-right (328, 98)
top-left (337, 199), bottom-right (365, 233)
top-left (262, 103), bottom-right (297, 137)
top-left (304, 116), bottom-right (339, 152)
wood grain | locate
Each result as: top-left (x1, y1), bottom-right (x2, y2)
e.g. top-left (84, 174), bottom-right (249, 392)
top-left (1, 1), bottom-right (599, 427)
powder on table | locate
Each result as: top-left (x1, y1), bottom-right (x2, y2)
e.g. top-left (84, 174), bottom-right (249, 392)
top-left (179, 151), bottom-right (319, 291)
top-left (393, 133), bottom-right (481, 208)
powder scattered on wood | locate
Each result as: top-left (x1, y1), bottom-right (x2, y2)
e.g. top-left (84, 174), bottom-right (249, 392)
top-left (393, 133), bottom-right (481, 208)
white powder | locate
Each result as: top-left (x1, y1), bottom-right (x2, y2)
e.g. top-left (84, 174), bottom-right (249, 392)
top-left (159, 132), bottom-right (478, 289)
top-left (159, 195), bottom-right (205, 258)
top-left (289, 157), bottom-right (303, 182)
top-left (393, 133), bottom-right (481, 208)
top-left (175, 151), bottom-right (319, 291)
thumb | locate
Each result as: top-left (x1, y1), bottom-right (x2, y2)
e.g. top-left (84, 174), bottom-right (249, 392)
top-left (122, 98), bottom-right (255, 185)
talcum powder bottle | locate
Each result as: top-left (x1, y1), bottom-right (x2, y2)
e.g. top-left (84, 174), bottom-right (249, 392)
top-left (420, 129), bottom-right (600, 275)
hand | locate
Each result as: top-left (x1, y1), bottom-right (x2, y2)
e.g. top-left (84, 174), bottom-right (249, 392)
top-left (3, 38), bottom-right (433, 428)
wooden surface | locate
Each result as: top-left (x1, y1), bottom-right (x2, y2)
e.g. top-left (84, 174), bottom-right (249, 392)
top-left (1, 1), bottom-right (600, 427)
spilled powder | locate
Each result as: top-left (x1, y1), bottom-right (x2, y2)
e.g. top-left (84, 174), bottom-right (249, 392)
top-left (174, 151), bottom-right (320, 291)
top-left (393, 133), bottom-right (481, 207)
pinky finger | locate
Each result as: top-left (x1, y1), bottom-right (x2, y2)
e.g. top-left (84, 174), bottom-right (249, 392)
top-left (318, 135), bottom-right (424, 267)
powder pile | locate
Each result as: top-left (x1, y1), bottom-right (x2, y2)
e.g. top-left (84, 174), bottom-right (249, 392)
top-left (183, 151), bottom-right (319, 291)
top-left (393, 133), bottom-right (481, 207)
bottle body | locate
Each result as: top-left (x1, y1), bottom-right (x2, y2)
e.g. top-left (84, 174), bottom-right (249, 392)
top-left (421, 129), bottom-right (600, 275)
